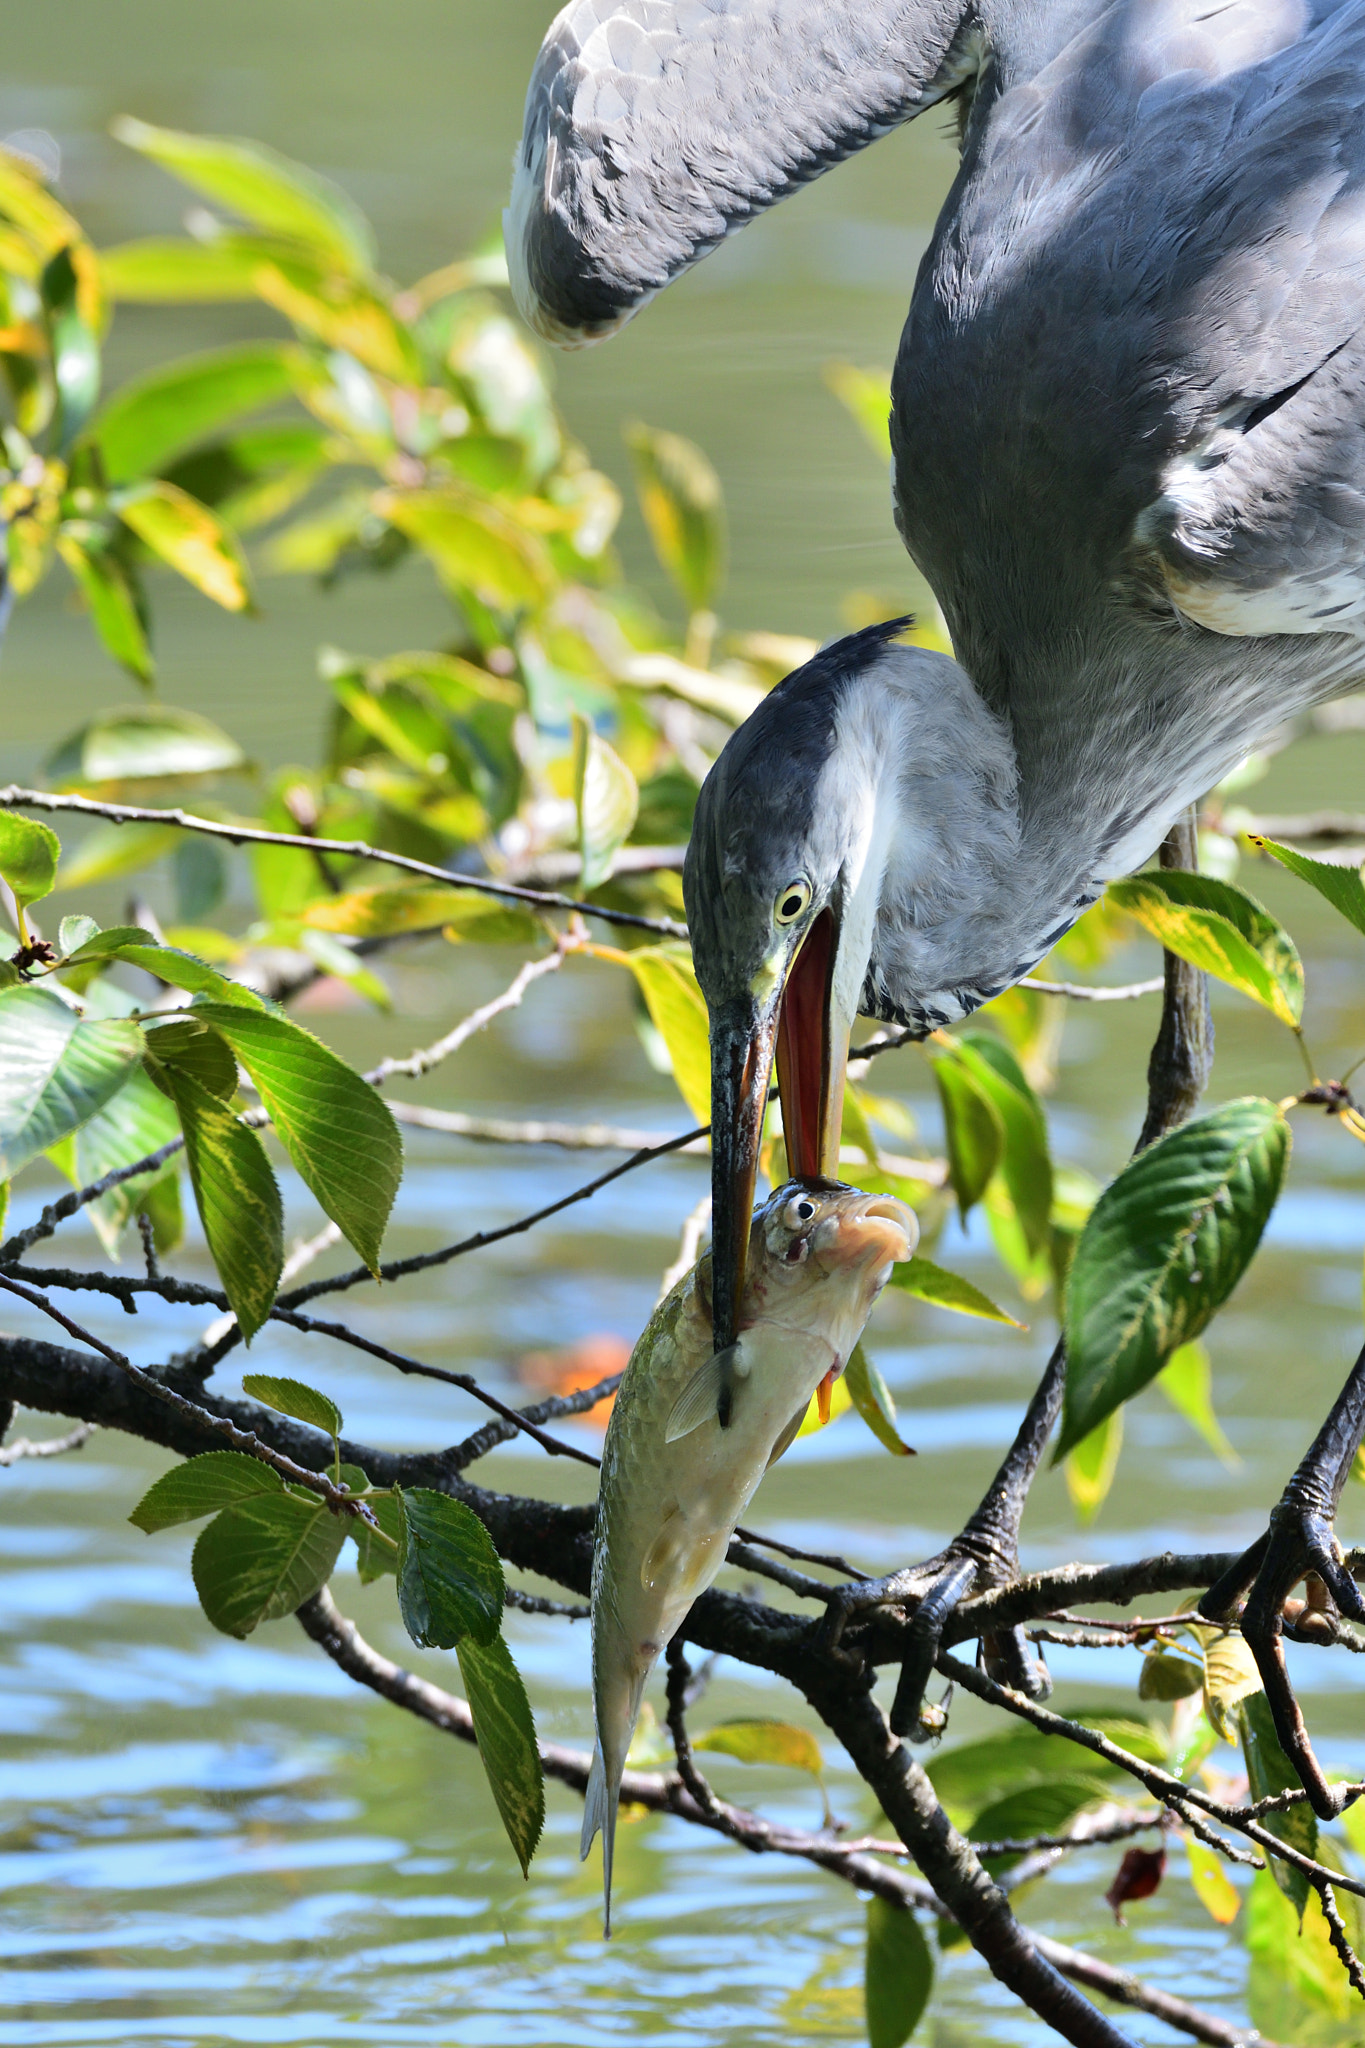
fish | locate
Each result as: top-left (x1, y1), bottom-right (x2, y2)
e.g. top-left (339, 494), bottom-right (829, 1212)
top-left (580, 1177), bottom-right (917, 1931)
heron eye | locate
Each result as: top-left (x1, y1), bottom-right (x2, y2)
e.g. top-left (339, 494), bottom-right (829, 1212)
top-left (774, 877), bottom-right (812, 925)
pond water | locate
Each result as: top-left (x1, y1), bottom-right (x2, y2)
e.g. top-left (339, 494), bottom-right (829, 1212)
top-left (4, 8), bottom-right (1365, 2046)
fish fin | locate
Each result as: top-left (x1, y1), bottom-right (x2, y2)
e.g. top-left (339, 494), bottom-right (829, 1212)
top-left (640, 1506), bottom-right (689, 1592)
top-left (664, 1342), bottom-right (743, 1442)
top-left (581, 1740), bottom-right (622, 1936)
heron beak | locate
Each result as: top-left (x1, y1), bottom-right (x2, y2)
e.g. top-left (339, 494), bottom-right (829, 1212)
top-left (774, 906), bottom-right (845, 1182)
top-left (707, 993), bottom-right (780, 1407)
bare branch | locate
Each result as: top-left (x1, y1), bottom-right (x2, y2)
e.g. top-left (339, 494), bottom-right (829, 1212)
top-left (657, 1191), bottom-right (712, 1301)
top-left (364, 942), bottom-right (572, 1087)
top-left (1018, 975), bottom-right (1165, 1001)
top-left (1315, 1879), bottom-right (1365, 2002)
top-left (0, 1421), bottom-right (93, 1465)
top-left (665, 1638), bottom-right (722, 1815)
top-left (0, 1136), bottom-right (185, 1263)
top-left (390, 1102), bottom-right (707, 1154)
top-left (0, 785), bottom-right (685, 937)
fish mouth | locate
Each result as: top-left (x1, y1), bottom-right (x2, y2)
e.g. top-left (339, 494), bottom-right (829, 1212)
top-left (810, 1191), bottom-right (917, 1275)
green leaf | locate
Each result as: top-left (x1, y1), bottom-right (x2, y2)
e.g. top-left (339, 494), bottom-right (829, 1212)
top-left (115, 479), bottom-right (253, 612)
top-left (191, 1490), bottom-right (347, 1637)
top-left (396, 1488), bottom-right (504, 1649)
top-left (0, 811), bottom-right (60, 913)
top-left (845, 1342), bottom-right (914, 1456)
top-left (1059, 1098), bottom-right (1289, 1456)
top-left (1138, 1648), bottom-right (1205, 1702)
top-left (968, 1778), bottom-right (1112, 1870)
top-left (572, 712), bottom-right (639, 891)
top-left (351, 1487), bottom-right (402, 1583)
top-left (130, 1448), bottom-right (282, 1532)
top-left (153, 1059), bottom-right (282, 1342)
top-left (46, 703), bottom-right (246, 788)
top-left (864, 1898), bottom-right (933, 2048)
top-left (1108, 871), bottom-right (1304, 1027)
top-left (91, 340), bottom-right (303, 483)
top-left (1256, 835), bottom-right (1365, 940)
top-left (887, 1257), bottom-right (1022, 1326)
top-left (615, 943), bottom-right (711, 1124)
top-left (54, 528), bottom-right (153, 685)
top-left (0, 985), bottom-right (144, 1178)
top-left (455, 1632), bottom-right (545, 1878)
top-left (824, 362), bottom-right (893, 463)
top-left (48, 1058), bottom-right (181, 1256)
top-left (954, 1033), bottom-right (1053, 1255)
top-left (42, 245), bottom-right (101, 450)
top-left (381, 488), bottom-right (551, 613)
top-left (1247, 1861), bottom-right (1359, 2030)
top-left (111, 117), bottom-right (376, 276)
top-left (56, 820), bottom-right (181, 889)
top-left (80, 931), bottom-right (263, 1006)
top-left (57, 915), bottom-right (100, 956)
top-left (1183, 1830), bottom-right (1241, 1925)
top-left (302, 884), bottom-right (540, 946)
top-left (624, 420), bottom-right (725, 614)
top-left (928, 1719), bottom-right (1156, 1828)
top-left (143, 1016), bottom-right (240, 1097)
top-left (1239, 1691), bottom-right (1317, 1921)
top-left (1064, 1407), bottom-right (1123, 1527)
top-left (1157, 1339), bottom-right (1239, 1466)
top-left (241, 1374), bottom-right (342, 1442)
top-left (932, 1054), bottom-right (1003, 1220)
top-left (100, 234), bottom-right (272, 302)
top-left (693, 1718), bottom-right (824, 1776)
top-left (193, 1004), bottom-right (401, 1271)
top-left (1198, 1626), bottom-right (1262, 1741)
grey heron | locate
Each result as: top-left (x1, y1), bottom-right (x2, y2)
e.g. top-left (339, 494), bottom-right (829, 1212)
top-left (508, 0), bottom-right (1365, 1817)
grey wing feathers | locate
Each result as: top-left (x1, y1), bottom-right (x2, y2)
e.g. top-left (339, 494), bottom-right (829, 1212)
top-left (507, 0), bottom-right (969, 345)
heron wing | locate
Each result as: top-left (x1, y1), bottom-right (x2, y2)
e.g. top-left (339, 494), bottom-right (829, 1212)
top-left (506, 0), bottom-right (969, 345)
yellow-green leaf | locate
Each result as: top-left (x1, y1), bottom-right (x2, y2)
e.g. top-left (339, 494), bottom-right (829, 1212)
top-left (572, 712), bottom-right (638, 890)
top-left (693, 1718), bottom-right (824, 1777)
top-left (615, 943), bottom-right (711, 1124)
top-left (1108, 871), bottom-right (1303, 1027)
top-left (932, 1054), bottom-right (1002, 1221)
top-left (0, 811), bottom-right (59, 913)
top-left (303, 884), bottom-right (541, 946)
top-left (1200, 1627), bottom-right (1262, 1742)
top-left (381, 487), bottom-right (551, 613)
top-left (91, 340), bottom-right (302, 483)
top-left (823, 361), bottom-right (892, 462)
top-left (888, 1256), bottom-right (1021, 1325)
top-left (624, 419), bottom-right (725, 614)
top-left (1255, 835), bottom-right (1365, 940)
top-left (846, 1341), bottom-right (914, 1456)
top-left (1183, 1830), bottom-right (1241, 1926)
top-left (116, 479), bottom-right (253, 612)
top-left (1157, 1340), bottom-right (1239, 1466)
top-left (1064, 1406), bottom-right (1122, 1526)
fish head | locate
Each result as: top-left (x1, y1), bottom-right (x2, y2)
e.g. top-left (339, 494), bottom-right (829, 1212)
top-left (742, 1177), bottom-right (917, 1369)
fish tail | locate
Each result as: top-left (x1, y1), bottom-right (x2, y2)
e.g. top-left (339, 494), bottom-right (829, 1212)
top-left (580, 1739), bottom-right (623, 1935)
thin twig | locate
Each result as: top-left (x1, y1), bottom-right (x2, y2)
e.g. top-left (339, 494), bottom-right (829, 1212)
top-left (1315, 1879), bottom-right (1365, 2001)
top-left (364, 943), bottom-right (572, 1087)
top-left (657, 1191), bottom-right (712, 1302)
top-left (0, 1136), bottom-right (185, 1263)
top-left (450, 1370), bottom-right (624, 1470)
top-left (665, 1638), bottom-right (721, 1815)
top-left (0, 1421), bottom-right (94, 1465)
top-left (0, 786), bottom-right (685, 937)
top-left (390, 1102), bottom-right (707, 1154)
top-left (1018, 975), bottom-right (1165, 1001)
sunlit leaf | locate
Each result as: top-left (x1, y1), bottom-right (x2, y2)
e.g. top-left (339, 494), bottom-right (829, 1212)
top-left (91, 340), bottom-right (303, 482)
top-left (380, 487), bottom-right (552, 612)
top-left (48, 1059), bottom-right (181, 1256)
top-left (100, 234), bottom-right (273, 302)
top-left (1059, 1098), bottom-right (1289, 1456)
top-left (613, 943), bottom-right (711, 1125)
top-left (969, 1778), bottom-right (1112, 1872)
top-left (303, 884), bottom-right (541, 946)
top-left (1199, 1626), bottom-right (1262, 1741)
top-left (1256, 835), bottom-right (1365, 940)
top-left (144, 1017), bottom-right (240, 1099)
top-left (116, 478), bottom-right (253, 612)
top-left (396, 1488), bottom-right (503, 1649)
top-left (864, 1898), bottom-right (933, 2048)
top-left (79, 931), bottom-right (262, 1006)
top-left (1138, 1648), bottom-right (1204, 1702)
top-left (694, 1718), bottom-right (824, 1777)
top-left (0, 811), bottom-right (59, 913)
top-left (253, 255), bottom-right (419, 382)
top-left (1183, 1830), bottom-right (1241, 1925)
top-left (55, 526), bottom-right (153, 685)
top-left (1247, 1861), bottom-right (1359, 2030)
top-left (572, 711), bottom-right (638, 890)
top-left (150, 1056), bottom-right (282, 1342)
top-left (845, 1341), bottom-right (914, 1456)
top-left (241, 1374), bottom-right (342, 1443)
top-left (46, 703), bottom-right (246, 788)
top-left (823, 362), bottom-right (892, 463)
top-left (191, 1489), bottom-right (347, 1637)
top-left (1064, 1407), bottom-right (1122, 1526)
top-left (624, 419), bottom-right (725, 614)
top-left (932, 1054), bottom-right (1002, 1220)
top-left (455, 1632), bottom-right (545, 1878)
top-left (1239, 1691), bottom-right (1317, 1920)
top-left (1107, 871), bottom-right (1303, 1028)
top-left (42, 245), bottom-right (101, 450)
top-left (0, 985), bottom-right (143, 1179)
top-left (1157, 1339), bottom-right (1239, 1466)
top-left (57, 915), bottom-right (99, 956)
top-left (950, 1034), bottom-right (1052, 1255)
top-left (130, 1449), bottom-right (283, 1532)
top-left (888, 1257), bottom-right (1021, 1326)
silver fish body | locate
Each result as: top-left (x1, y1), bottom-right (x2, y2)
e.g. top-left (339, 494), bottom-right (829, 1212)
top-left (581, 1179), bottom-right (916, 1929)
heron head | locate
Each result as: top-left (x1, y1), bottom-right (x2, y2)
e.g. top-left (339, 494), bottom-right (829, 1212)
top-left (683, 621), bottom-right (914, 1364)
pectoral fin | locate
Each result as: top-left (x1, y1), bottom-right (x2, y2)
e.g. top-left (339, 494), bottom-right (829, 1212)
top-left (664, 1342), bottom-right (744, 1442)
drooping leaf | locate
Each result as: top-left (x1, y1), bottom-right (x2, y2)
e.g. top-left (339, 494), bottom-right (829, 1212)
top-left (1137, 1649), bottom-right (1204, 1702)
top-left (0, 811), bottom-right (60, 913)
top-left (0, 985), bottom-right (144, 1179)
top-left (1255, 835), bottom-right (1365, 940)
top-left (1107, 871), bottom-right (1303, 1027)
top-left (193, 1003), bottom-right (401, 1271)
top-left (91, 340), bottom-right (302, 482)
top-left (572, 712), bottom-right (638, 890)
top-left (823, 362), bottom-right (892, 462)
top-left (396, 1488), bottom-right (504, 1649)
top-left (455, 1632), bottom-right (545, 1878)
top-left (1200, 1626), bottom-right (1263, 1741)
top-left (46, 702), bottom-right (246, 788)
top-left (615, 943), bottom-right (711, 1124)
top-left (303, 884), bottom-right (540, 946)
top-left (115, 478), bottom-right (253, 612)
top-left (151, 1057), bottom-right (282, 1342)
top-left (111, 117), bottom-right (376, 276)
top-left (1059, 1098), bottom-right (1289, 1456)
top-left (932, 1055), bottom-right (1002, 1221)
top-left (54, 527), bottom-right (153, 685)
top-left (48, 1058), bottom-right (181, 1256)
top-left (1239, 1691), bottom-right (1317, 1920)
top-left (693, 1719), bottom-right (824, 1777)
top-left (888, 1257), bottom-right (1021, 1326)
top-left (351, 1487), bottom-right (403, 1583)
top-left (952, 1034), bottom-right (1053, 1256)
top-left (864, 1898), bottom-right (933, 2048)
top-left (1157, 1339), bottom-right (1239, 1466)
top-left (1064, 1407), bottom-right (1123, 1526)
top-left (191, 1489), bottom-right (347, 1637)
top-left (624, 420), bottom-right (726, 614)
top-left (1183, 1830), bottom-right (1241, 1926)
top-left (241, 1374), bottom-right (342, 1442)
top-left (970, 1778), bottom-right (1114, 1872)
top-left (1246, 1861), bottom-right (1359, 2030)
top-left (130, 1448), bottom-right (283, 1532)
top-left (845, 1342), bottom-right (915, 1456)
top-left (42, 244), bottom-right (101, 450)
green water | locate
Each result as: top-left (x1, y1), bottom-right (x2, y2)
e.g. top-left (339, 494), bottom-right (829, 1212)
top-left (3, 8), bottom-right (1365, 2044)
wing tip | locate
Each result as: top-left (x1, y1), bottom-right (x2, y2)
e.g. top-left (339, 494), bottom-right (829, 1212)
top-left (506, 137), bottom-right (637, 351)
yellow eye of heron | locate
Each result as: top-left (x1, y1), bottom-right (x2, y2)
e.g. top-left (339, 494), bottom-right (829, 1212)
top-left (774, 877), bottom-right (812, 925)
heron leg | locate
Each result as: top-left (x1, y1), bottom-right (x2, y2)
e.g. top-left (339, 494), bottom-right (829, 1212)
top-left (1199, 1338), bottom-right (1365, 1820)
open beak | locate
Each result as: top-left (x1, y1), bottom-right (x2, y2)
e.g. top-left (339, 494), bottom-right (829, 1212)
top-left (708, 907), bottom-right (850, 1419)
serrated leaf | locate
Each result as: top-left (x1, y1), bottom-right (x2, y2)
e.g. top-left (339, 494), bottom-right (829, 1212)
top-left (693, 1718), bottom-right (824, 1776)
top-left (351, 1487), bottom-right (402, 1583)
top-left (845, 1342), bottom-right (914, 1456)
top-left (80, 931), bottom-right (263, 1006)
top-left (48, 1058), bottom-right (181, 1256)
top-left (864, 1898), bottom-right (933, 2048)
top-left (1239, 1692), bottom-right (1317, 1921)
top-left (116, 478), bottom-right (253, 612)
top-left (953, 1033), bottom-right (1053, 1256)
top-left (302, 884), bottom-right (540, 946)
top-left (1064, 1406), bottom-right (1123, 1526)
top-left (624, 420), bottom-right (725, 614)
top-left (57, 915), bottom-right (99, 957)
top-left (455, 1632), bottom-right (545, 1878)
top-left (572, 712), bottom-right (638, 890)
top-left (615, 943), bottom-right (710, 1124)
top-left (46, 703), bottom-right (245, 788)
top-left (397, 1488), bottom-right (503, 1649)
top-left (1108, 871), bottom-right (1303, 1027)
top-left (888, 1257), bottom-right (1021, 1325)
top-left (111, 117), bottom-right (375, 276)
top-left (155, 1059), bottom-right (282, 1342)
top-left (0, 985), bottom-right (144, 1178)
top-left (1255, 835), bottom-right (1365, 939)
top-left (1138, 1649), bottom-right (1204, 1701)
top-left (54, 528), bottom-right (153, 685)
top-left (1184, 1830), bottom-right (1241, 1925)
top-left (130, 1448), bottom-right (282, 1532)
top-left (193, 1004), bottom-right (400, 1271)
top-left (932, 1054), bottom-right (1002, 1220)
top-left (823, 362), bottom-right (892, 462)
top-left (191, 1490), bottom-right (346, 1637)
top-left (241, 1374), bottom-right (341, 1441)
top-left (1157, 1339), bottom-right (1239, 1466)
top-left (144, 1016), bottom-right (240, 1098)
top-left (91, 340), bottom-right (302, 482)
top-left (1059, 1098), bottom-right (1289, 1456)
top-left (0, 811), bottom-right (59, 912)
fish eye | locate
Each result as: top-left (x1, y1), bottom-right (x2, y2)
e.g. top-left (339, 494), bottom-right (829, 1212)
top-left (782, 1194), bottom-right (818, 1231)
top-left (774, 877), bottom-right (812, 926)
